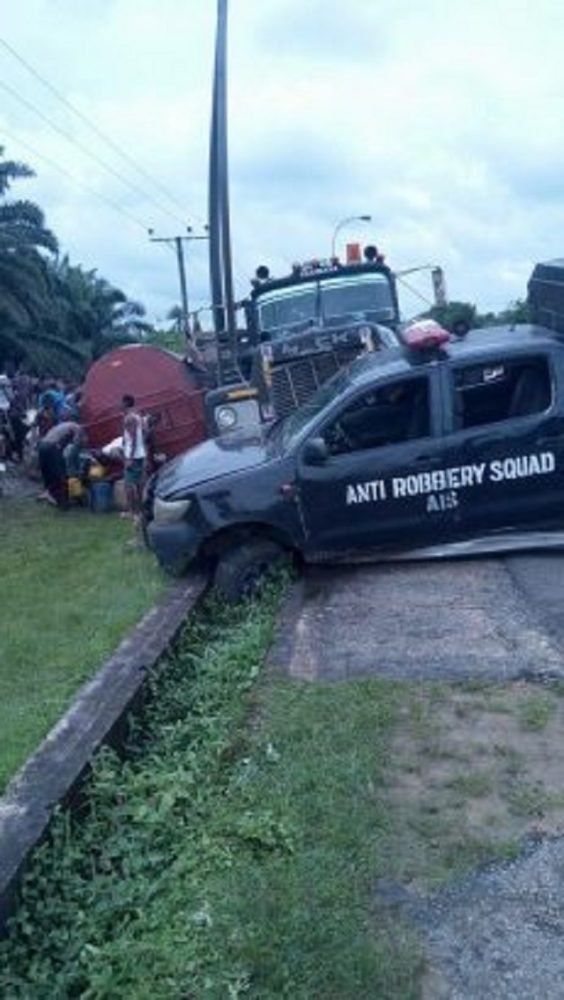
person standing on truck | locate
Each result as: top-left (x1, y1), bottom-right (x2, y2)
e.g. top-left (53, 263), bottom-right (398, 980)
top-left (122, 394), bottom-right (146, 527)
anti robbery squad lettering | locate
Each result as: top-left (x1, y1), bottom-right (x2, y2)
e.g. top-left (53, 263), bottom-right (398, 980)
top-left (346, 451), bottom-right (556, 512)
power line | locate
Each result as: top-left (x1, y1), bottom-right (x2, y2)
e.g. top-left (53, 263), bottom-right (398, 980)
top-left (150, 231), bottom-right (210, 336)
top-left (0, 37), bottom-right (250, 298)
top-left (0, 123), bottom-right (153, 234)
top-left (396, 274), bottom-right (434, 309)
top-left (0, 78), bottom-right (191, 229)
top-left (0, 35), bottom-right (195, 222)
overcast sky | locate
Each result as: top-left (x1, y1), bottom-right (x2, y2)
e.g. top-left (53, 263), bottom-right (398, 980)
top-left (2, 0), bottom-right (564, 324)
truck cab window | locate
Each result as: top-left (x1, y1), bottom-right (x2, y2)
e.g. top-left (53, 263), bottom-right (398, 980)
top-left (258, 287), bottom-right (317, 335)
top-left (453, 357), bottom-right (552, 430)
top-left (320, 274), bottom-right (395, 327)
top-left (322, 377), bottom-right (430, 455)
top-left (256, 273), bottom-right (396, 339)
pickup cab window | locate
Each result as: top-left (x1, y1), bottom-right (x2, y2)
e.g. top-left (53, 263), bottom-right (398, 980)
top-left (321, 376), bottom-right (430, 455)
top-left (452, 356), bottom-right (552, 430)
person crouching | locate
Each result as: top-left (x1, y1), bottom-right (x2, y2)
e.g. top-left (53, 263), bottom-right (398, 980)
top-left (38, 421), bottom-right (84, 508)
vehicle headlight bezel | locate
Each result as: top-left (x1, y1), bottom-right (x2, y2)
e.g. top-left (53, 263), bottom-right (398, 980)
top-left (152, 496), bottom-right (192, 526)
top-left (216, 404), bottom-right (238, 431)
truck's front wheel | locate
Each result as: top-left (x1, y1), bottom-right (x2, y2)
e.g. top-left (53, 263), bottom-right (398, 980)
top-left (214, 539), bottom-right (286, 601)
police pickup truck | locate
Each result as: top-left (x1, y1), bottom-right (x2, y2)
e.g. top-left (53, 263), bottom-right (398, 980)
top-left (145, 319), bottom-right (564, 599)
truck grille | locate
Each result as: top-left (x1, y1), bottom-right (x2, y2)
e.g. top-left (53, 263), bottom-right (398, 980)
top-left (271, 347), bottom-right (360, 419)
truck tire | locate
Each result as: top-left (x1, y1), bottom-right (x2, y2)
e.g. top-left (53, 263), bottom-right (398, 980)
top-left (214, 539), bottom-right (286, 601)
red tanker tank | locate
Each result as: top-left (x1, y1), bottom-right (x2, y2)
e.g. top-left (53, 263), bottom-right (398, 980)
top-left (81, 344), bottom-right (208, 458)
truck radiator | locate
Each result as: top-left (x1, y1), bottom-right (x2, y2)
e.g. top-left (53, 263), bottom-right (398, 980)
top-left (271, 347), bottom-right (360, 419)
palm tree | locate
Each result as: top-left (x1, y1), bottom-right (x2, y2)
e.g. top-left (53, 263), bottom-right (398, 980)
top-left (49, 257), bottom-right (150, 360)
top-left (0, 148), bottom-right (87, 375)
top-left (0, 148), bottom-right (152, 376)
top-left (166, 305), bottom-right (183, 332)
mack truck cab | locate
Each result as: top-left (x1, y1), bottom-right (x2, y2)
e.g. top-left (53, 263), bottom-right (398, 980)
top-left (206, 244), bottom-right (401, 436)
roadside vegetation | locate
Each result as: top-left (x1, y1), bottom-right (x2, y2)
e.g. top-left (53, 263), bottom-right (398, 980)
top-left (3, 572), bottom-right (564, 997)
top-left (0, 147), bottom-right (151, 378)
top-left (0, 502), bottom-right (164, 791)
top-left (0, 586), bottom-right (422, 999)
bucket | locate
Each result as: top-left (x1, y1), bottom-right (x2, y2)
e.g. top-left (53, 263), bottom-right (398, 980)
top-left (68, 477), bottom-right (85, 502)
top-left (89, 480), bottom-right (114, 513)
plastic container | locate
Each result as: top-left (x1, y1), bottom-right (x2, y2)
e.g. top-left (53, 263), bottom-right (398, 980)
top-left (88, 461), bottom-right (106, 481)
top-left (89, 480), bottom-right (114, 513)
top-left (68, 477), bottom-right (85, 501)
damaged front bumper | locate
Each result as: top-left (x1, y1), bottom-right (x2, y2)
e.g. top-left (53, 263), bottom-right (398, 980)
top-left (146, 520), bottom-right (202, 576)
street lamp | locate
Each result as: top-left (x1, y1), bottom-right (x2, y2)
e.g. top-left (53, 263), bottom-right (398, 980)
top-left (331, 214), bottom-right (372, 259)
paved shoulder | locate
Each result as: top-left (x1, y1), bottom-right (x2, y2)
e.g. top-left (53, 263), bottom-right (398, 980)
top-left (504, 553), bottom-right (564, 648)
top-left (270, 559), bottom-right (564, 683)
top-left (404, 837), bottom-right (564, 1000)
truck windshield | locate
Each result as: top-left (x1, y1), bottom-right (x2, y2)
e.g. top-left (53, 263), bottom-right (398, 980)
top-left (258, 286), bottom-right (317, 335)
top-left (257, 272), bottom-right (395, 338)
top-left (321, 274), bottom-right (395, 324)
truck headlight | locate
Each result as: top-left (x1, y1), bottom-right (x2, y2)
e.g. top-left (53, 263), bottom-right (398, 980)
top-left (153, 496), bottom-right (192, 525)
top-left (216, 405), bottom-right (238, 431)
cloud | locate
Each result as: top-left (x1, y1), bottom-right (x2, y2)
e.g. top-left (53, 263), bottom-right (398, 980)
top-left (2, 0), bottom-right (564, 322)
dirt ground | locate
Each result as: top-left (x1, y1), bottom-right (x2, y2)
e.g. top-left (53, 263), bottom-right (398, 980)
top-left (272, 557), bottom-right (564, 998)
top-left (0, 462), bottom-right (38, 501)
top-left (391, 683), bottom-right (564, 863)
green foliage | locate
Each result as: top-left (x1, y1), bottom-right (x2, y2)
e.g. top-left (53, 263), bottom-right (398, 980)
top-left (424, 297), bottom-right (531, 334)
top-left (493, 298), bottom-right (530, 325)
top-left (426, 300), bottom-right (478, 332)
top-left (0, 589), bottom-right (421, 999)
top-left (46, 255), bottom-right (151, 365)
top-left (0, 147), bottom-right (61, 371)
top-left (0, 146), bottom-right (151, 378)
top-left (518, 694), bottom-right (556, 732)
top-left (145, 326), bottom-right (187, 355)
top-left (0, 502), bottom-right (164, 792)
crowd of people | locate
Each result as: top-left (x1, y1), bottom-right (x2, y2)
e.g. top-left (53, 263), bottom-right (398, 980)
top-left (1, 368), bottom-right (161, 535)
top-left (0, 373), bottom-right (80, 463)
top-left (0, 372), bottom-right (82, 461)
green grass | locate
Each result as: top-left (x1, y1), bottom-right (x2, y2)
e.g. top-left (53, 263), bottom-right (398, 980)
top-left (0, 501), bottom-right (165, 791)
top-left (448, 770), bottom-right (493, 797)
top-left (518, 694), bottom-right (556, 731)
top-left (0, 590), bottom-right (422, 999)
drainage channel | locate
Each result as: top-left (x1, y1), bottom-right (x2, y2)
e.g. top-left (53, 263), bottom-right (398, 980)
top-left (0, 573), bottom-right (207, 932)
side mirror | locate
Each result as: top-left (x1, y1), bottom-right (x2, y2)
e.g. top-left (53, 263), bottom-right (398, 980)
top-left (303, 437), bottom-right (329, 465)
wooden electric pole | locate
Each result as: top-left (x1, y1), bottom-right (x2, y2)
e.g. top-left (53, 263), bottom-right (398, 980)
top-left (149, 228), bottom-right (209, 338)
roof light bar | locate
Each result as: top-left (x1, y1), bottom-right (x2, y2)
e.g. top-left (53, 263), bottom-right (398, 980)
top-left (402, 319), bottom-right (450, 350)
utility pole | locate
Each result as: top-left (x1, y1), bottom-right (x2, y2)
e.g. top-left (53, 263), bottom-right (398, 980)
top-left (209, 0), bottom-right (235, 337)
top-left (148, 228), bottom-right (209, 338)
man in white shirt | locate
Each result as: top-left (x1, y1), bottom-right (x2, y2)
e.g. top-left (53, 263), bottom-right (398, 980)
top-left (121, 394), bottom-right (146, 526)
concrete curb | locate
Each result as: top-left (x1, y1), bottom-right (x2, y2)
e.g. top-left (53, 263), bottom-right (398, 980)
top-left (0, 573), bottom-right (207, 933)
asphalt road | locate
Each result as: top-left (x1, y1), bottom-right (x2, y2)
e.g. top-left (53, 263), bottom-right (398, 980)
top-left (270, 552), bottom-right (564, 999)
top-left (270, 553), bottom-right (564, 684)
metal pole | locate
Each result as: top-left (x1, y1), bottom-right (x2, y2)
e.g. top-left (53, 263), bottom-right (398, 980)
top-left (217, 0), bottom-right (235, 333)
top-left (175, 236), bottom-right (190, 337)
top-left (208, 0), bottom-right (236, 337)
top-left (208, 9), bottom-right (223, 334)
